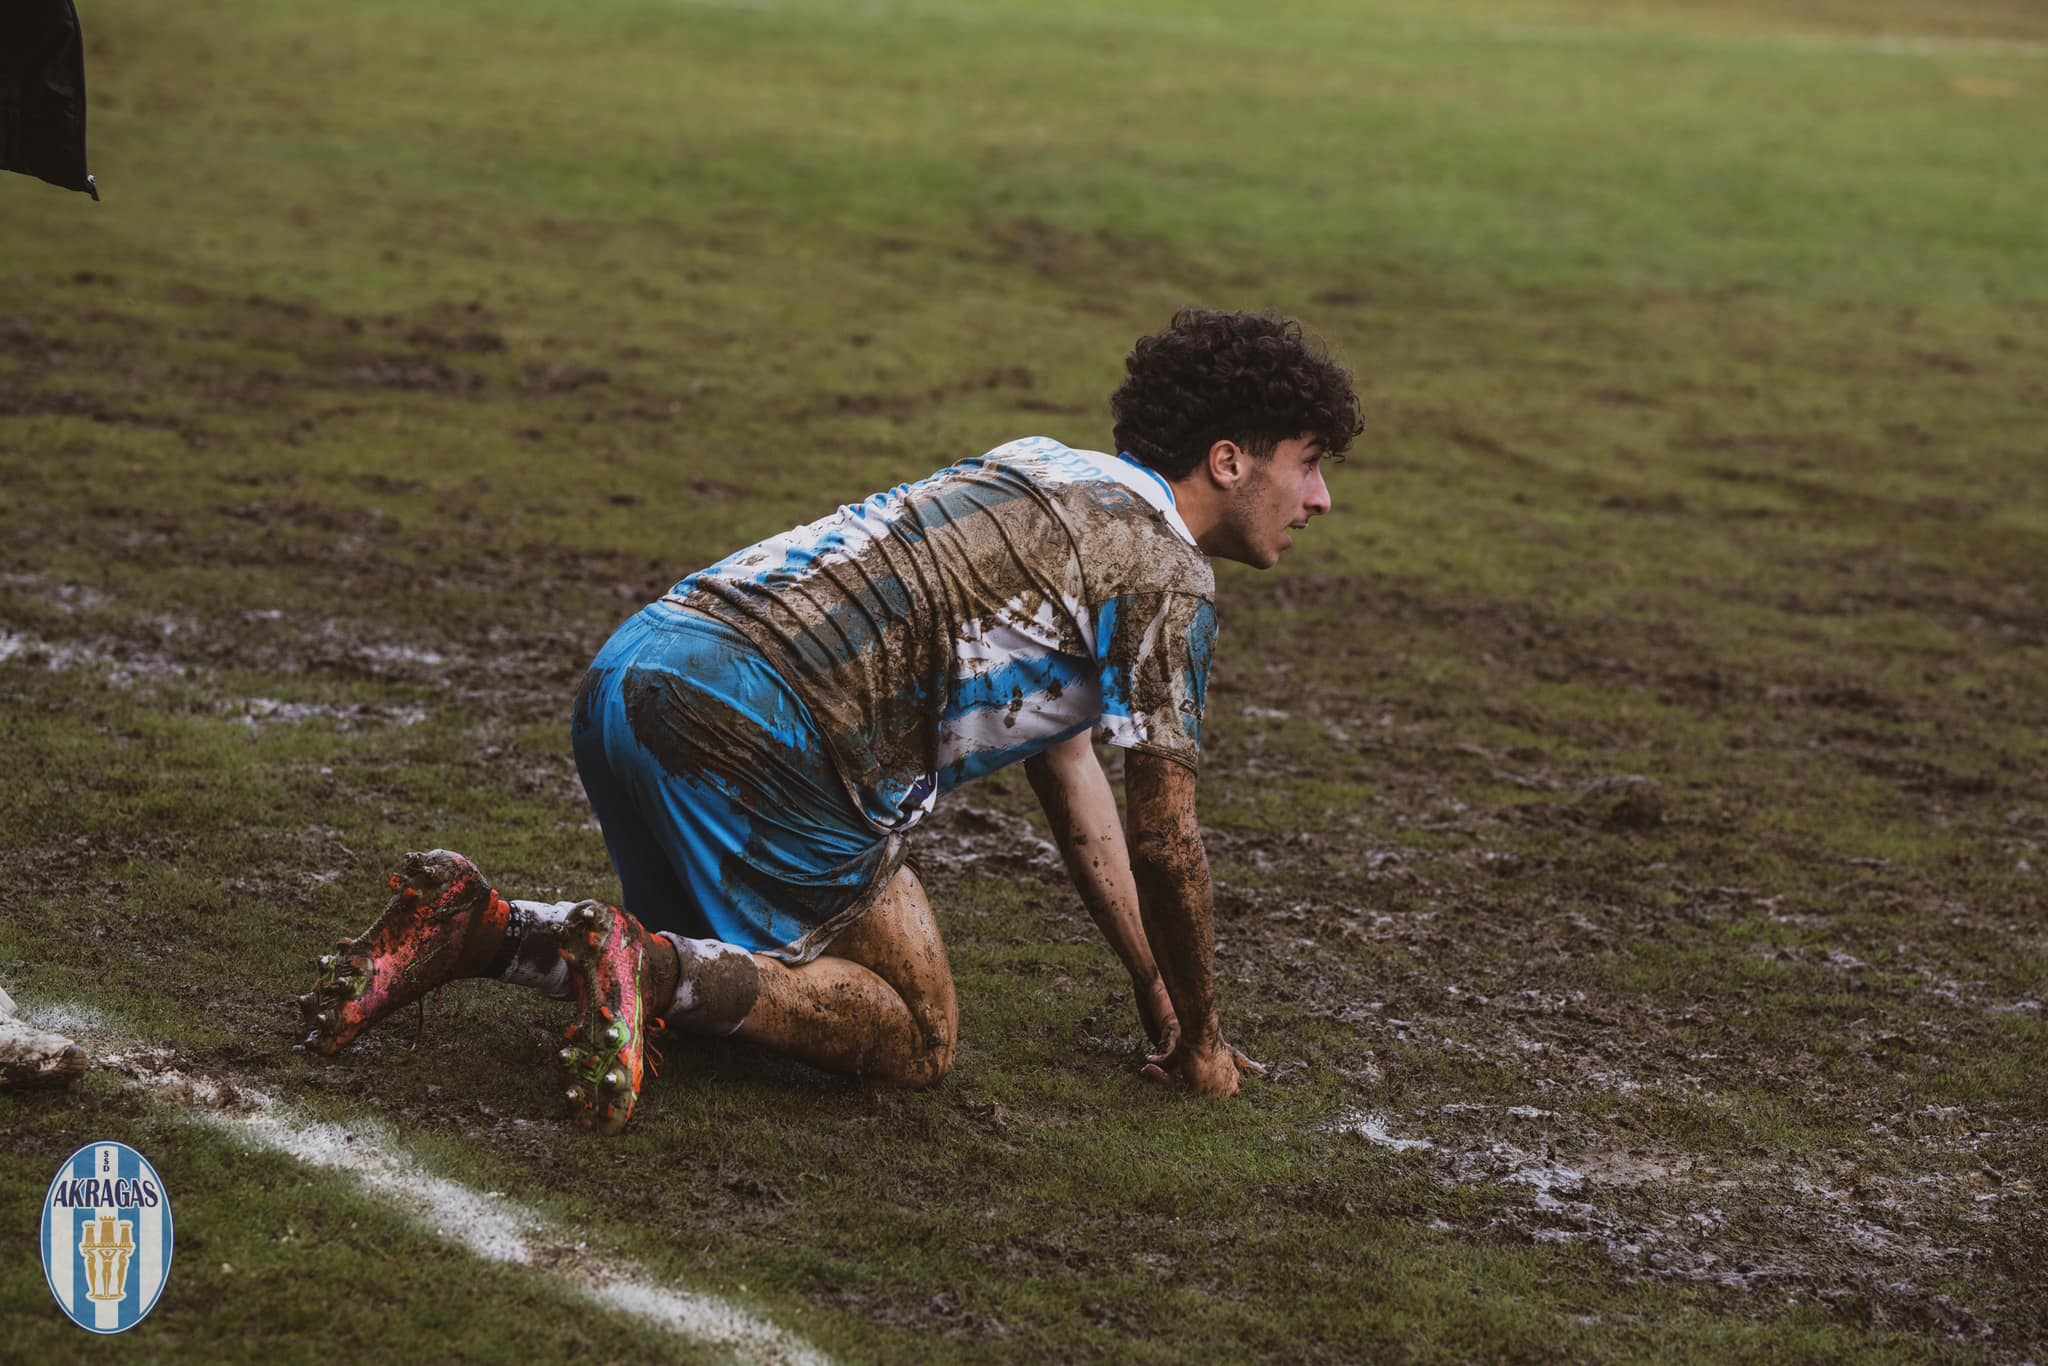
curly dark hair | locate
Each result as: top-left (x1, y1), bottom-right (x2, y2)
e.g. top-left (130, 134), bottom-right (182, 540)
top-left (1109, 308), bottom-right (1363, 480)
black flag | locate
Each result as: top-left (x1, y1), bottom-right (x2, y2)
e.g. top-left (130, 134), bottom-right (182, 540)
top-left (1, 0), bottom-right (98, 198)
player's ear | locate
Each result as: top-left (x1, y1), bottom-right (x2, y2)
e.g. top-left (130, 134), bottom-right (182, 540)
top-left (1206, 439), bottom-right (1247, 489)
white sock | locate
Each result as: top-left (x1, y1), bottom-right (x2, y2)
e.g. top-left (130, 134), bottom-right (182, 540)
top-left (658, 933), bottom-right (760, 1036)
top-left (497, 899), bottom-right (577, 999)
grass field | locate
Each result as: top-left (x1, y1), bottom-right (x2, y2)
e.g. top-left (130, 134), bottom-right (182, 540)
top-left (3, 0), bottom-right (2045, 1358)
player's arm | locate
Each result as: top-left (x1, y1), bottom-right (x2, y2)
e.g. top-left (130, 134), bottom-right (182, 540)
top-left (1024, 730), bottom-right (1178, 1051)
top-left (1123, 749), bottom-right (1264, 1097)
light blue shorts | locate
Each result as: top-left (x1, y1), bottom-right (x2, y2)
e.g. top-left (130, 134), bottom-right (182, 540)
top-left (571, 603), bottom-right (904, 962)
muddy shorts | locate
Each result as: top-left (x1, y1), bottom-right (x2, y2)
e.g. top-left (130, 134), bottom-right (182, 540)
top-left (571, 602), bottom-right (904, 963)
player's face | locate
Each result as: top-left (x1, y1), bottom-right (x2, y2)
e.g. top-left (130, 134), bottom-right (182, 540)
top-left (1219, 435), bottom-right (1333, 569)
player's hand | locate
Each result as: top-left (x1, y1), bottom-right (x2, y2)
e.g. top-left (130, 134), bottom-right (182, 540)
top-left (1137, 975), bottom-right (1180, 1055)
top-left (1141, 1035), bottom-right (1265, 1097)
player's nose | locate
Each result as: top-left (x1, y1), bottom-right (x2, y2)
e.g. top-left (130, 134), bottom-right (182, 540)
top-left (1305, 466), bottom-right (1332, 517)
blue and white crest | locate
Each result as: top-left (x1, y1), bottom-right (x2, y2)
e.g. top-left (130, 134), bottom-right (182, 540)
top-left (41, 1141), bottom-right (174, 1334)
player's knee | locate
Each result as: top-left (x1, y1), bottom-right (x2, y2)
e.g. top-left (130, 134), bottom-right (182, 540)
top-left (877, 1042), bottom-right (954, 1090)
top-left (869, 1016), bottom-right (956, 1089)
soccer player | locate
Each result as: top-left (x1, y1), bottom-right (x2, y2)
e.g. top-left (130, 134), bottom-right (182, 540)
top-left (299, 309), bottom-right (1362, 1134)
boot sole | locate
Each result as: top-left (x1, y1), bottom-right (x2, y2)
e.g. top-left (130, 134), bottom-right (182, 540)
top-left (555, 901), bottom-right (647, 1136)
top-left (297, 851), bottom-right (494, 1055)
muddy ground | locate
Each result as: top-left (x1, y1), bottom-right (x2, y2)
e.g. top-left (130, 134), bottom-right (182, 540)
top-left (4, 0), bottom-right (2046, 1356)
top-left (3, 357), bottom-right (2041, 1353)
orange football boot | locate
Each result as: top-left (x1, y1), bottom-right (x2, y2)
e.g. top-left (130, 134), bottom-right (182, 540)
top-left (555, 900), bottom-right (664, 1135)
top-left (298, 850), bottom-right (510, 1055)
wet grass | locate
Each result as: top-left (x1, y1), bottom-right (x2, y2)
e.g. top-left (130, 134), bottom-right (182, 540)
top-left (0, 1079), bottom-right (704, 1361)
top-left (4, 0), bottom-right (2046, 1359)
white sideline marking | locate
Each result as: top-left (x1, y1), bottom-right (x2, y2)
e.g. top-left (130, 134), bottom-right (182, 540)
top-left (656, 0), bottom-right (2048, 61)
top-left (30, 1004), bottom-right (828, 1366)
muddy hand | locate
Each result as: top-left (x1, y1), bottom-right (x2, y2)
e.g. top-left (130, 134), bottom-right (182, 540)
top-left (1138, 975), bottom-right (1181, 1056)
top-left (1141, 1036), bottom-right (1265, 1097)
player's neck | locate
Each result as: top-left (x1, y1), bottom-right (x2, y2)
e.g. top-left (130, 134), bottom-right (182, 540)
top-left (1167, 472), bottom-right (1230, 558)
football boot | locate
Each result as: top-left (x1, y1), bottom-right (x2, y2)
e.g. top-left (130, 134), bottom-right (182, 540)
top-left (298, 850), bottom-right (509, 1055)
top-left (555, 899), bottom-right (664, 1135)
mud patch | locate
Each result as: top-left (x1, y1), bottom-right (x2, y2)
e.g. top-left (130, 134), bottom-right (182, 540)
top-left (1, 578), bottom-right (542, 726)
top-left (101, 1046), bottom-right (264, 1112)
top-left (969, 216), bottom-right (1205, 309)
top-left (222, 697), bottom-right (429, 732)
top-left (0, 626), bottom-right (189, 686)
top-left (911, 802), bottom-right (1064, 881)
top-left (0, 622), bottom-right (432, 732)
top-left (1333, 1109), bottom-right (1434, 1152)
top-left (1330, 1103), bottom-right (2019, 1343)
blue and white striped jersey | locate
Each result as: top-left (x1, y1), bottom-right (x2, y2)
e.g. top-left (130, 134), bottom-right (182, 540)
top-left (670, 437), bottom-right (1217, 833)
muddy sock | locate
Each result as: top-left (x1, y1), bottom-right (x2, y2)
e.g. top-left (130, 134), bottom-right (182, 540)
top-left (490, 900), bottom-right (578, 999)
top-left (645, 930), bottom-right (680, 1017)
top-left (656, 933), bottom-right (760, 1037)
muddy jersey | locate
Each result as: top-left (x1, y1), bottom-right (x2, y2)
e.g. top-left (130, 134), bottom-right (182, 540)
top-left (668, 436), bottom-right (1217, 834)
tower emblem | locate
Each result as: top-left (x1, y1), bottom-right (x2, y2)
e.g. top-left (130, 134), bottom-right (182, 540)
top-left (79, 1213), bottom-right (137, 1302)
top-left (41, 1141), bottom-right (173, 1333)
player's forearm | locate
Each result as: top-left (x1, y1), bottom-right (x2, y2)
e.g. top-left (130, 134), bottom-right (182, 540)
top-left (1129, 831), bottom-right (1219, 1048)
top-left (1023, 738), bottom-right (1162, 995)
top-left (1125, 755), bottom-right (1223, 1050)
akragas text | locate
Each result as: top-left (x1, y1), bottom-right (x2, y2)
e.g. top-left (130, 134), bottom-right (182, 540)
top-left (48, 1178), bottom-right (163, 1209)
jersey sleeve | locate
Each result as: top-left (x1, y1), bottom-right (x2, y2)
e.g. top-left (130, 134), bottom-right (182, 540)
top-left (1091, 591), bottom-right (1217, 771)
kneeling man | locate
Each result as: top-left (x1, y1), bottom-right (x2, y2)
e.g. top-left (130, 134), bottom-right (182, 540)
top-left (299, 308), bottom-right (1362, 1133)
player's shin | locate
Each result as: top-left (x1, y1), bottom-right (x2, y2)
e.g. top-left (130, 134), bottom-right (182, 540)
top-left (655, 934), bottom-right (761, 1037)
